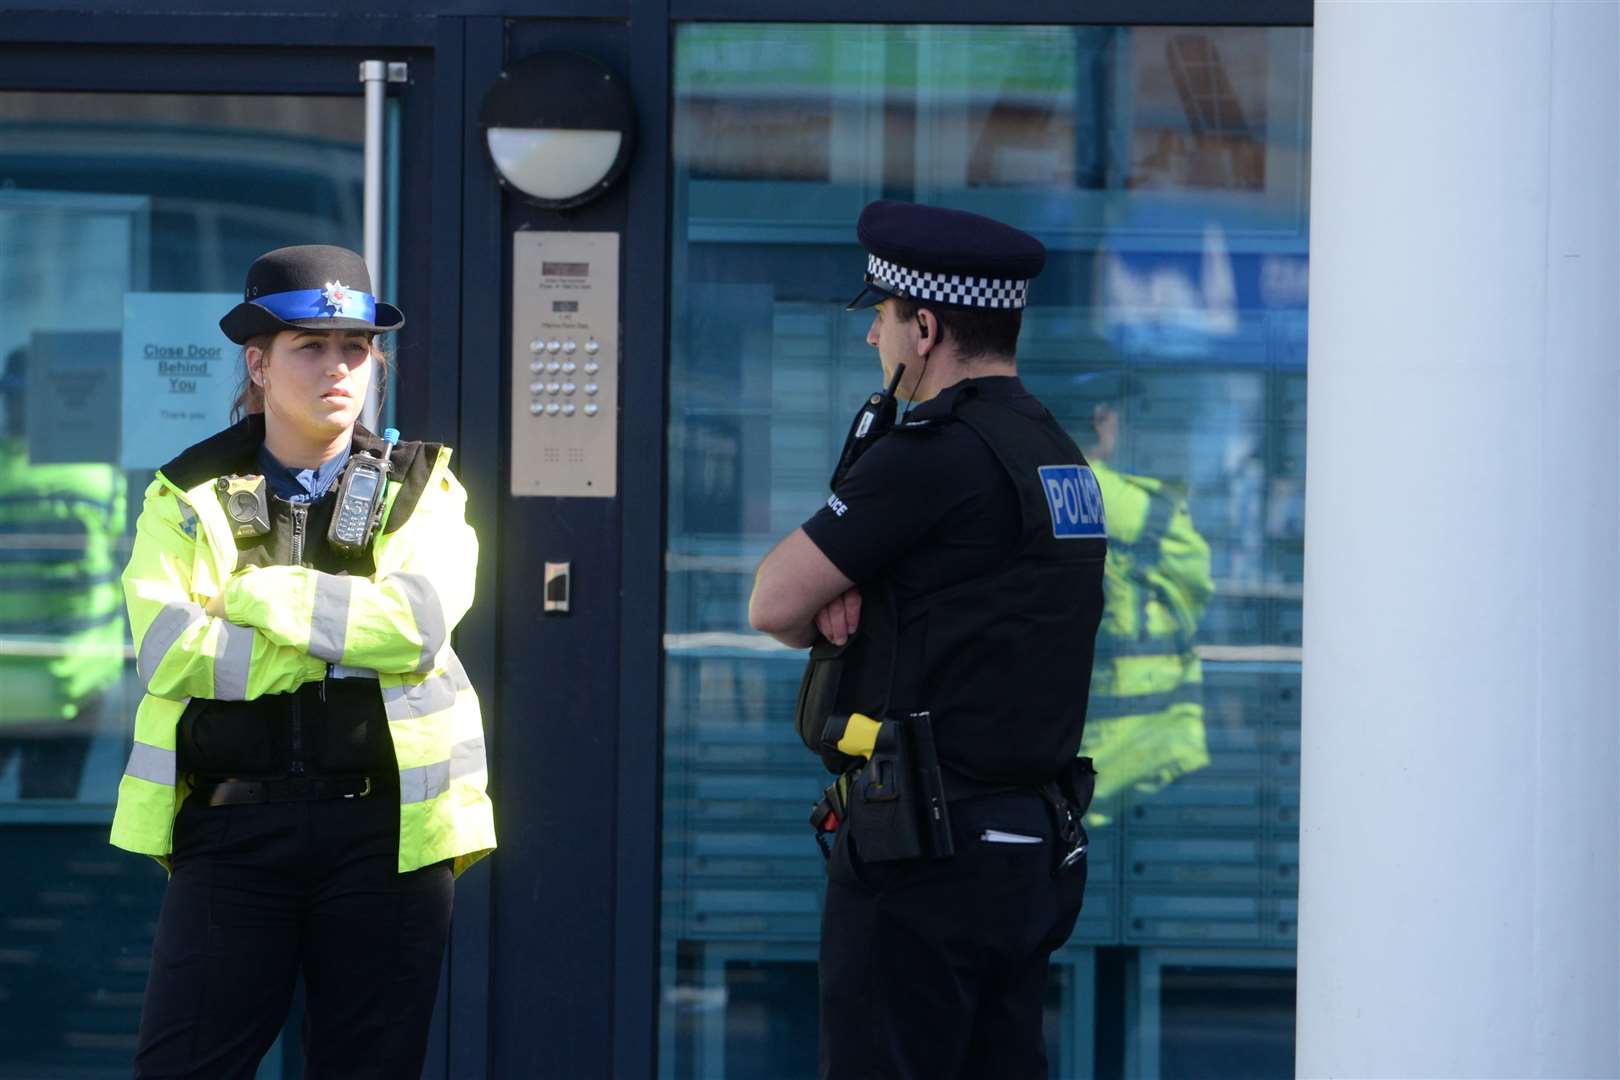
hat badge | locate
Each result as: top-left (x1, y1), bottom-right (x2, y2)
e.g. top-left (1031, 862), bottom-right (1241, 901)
top-left (322, 281), bottom-right (353, 316)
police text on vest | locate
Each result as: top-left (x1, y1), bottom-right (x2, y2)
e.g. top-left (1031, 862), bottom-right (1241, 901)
top-left (1037, 465), bottom-right (1105, 538)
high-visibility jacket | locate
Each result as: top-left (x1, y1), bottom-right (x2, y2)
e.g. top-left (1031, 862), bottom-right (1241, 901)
top-left (110, 417), bottom-right (496, 875)
top-left (0, 438), bottom-right (126, 725)
top-left (1080, 459), bottom-right (1213, 805)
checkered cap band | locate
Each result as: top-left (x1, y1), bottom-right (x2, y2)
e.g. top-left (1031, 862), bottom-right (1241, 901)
top-left (866, 254), bottom-right (1030, 310)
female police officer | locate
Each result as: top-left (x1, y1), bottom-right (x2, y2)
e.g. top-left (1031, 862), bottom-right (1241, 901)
top-left (112, 245), bottom-right (495, 1078)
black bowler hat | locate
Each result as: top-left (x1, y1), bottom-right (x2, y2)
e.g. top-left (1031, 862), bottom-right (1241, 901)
top-left (219, 244), bottom-right (405, 345)
top-left (846, 199), bottom-right (1047, 312)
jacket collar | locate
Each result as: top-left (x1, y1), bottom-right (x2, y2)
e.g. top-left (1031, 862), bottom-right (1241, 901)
top-left (160, 414), bottom-right (418, 494)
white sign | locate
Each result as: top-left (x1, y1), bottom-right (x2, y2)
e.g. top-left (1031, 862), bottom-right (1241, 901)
top-left (120, 293), bottom-right (239, 469)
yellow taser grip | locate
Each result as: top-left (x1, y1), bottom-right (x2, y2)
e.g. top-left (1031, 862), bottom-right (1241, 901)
top-left (836, 712), bottom-right (884, 759)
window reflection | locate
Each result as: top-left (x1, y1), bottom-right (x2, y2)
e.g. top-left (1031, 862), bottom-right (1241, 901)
top-left (0, 90), bottom-right (362, 1078)
top-left (1070, 369), bottom-right (1215, 824)
top-left (0, 343), bottom-right (126, 799)
top-left (1135, 31), bottom-right (1270, 191)
top-left (664, 22), bottom-right (1310, 1078)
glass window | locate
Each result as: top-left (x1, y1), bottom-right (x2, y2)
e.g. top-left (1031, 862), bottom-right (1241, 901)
top-left (0, 91), bottom-right (362, 1077)
top-left (661, 24), bottom-right (1310, 1078)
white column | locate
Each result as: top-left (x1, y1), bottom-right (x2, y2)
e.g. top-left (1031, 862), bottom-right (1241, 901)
top-left (1298, 4), bottom-right (1619, 1078)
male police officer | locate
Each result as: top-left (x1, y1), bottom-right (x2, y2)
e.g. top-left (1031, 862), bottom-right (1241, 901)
top-left (749, 201), bottom-right (1108, 1077)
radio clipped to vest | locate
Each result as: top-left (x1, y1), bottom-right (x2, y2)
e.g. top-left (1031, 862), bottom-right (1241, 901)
top-left (328, 427), bottom-right (398, 557)
top-left (216, 474), bottom-right (271, 539)
top-left (829, 364), bottom-right (904, 491)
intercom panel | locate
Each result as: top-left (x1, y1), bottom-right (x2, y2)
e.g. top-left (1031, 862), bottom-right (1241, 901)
top-left (510, 231), bottom-right (618, 498)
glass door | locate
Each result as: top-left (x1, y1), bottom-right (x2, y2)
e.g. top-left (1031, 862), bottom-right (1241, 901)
top-left (0, 80), bottom-right (392, 1077)
top-left (659, 22), bottom-right (1311, 1079)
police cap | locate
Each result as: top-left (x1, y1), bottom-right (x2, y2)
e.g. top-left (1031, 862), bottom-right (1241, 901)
top-left (219, 244), bottom-right (405, 346)
top-left (846, 199), bottom-right (1047, 312)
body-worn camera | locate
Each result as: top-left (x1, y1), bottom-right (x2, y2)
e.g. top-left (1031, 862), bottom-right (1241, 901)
top-left (216, 475), bottom-right (271, 539)
top-left (327, 427), bottom-right (399, 557)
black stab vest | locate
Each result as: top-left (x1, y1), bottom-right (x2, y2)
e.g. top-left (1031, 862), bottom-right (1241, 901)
top-left (818, 388), bottom-right (1108, 787)
top-left (162, 421), bottom-right (442, 783)
top-left (177, 487), bottom-right (392, 781)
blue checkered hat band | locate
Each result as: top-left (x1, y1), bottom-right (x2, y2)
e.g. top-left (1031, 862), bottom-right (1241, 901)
top-left (865, 254), bottom-right (1029, 310)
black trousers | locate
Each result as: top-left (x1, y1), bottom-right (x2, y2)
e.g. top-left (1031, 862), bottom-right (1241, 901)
top-left (819, 790), bottom-right (1087, 1080)
top-left (133, 785), bottom-right (453, 1080)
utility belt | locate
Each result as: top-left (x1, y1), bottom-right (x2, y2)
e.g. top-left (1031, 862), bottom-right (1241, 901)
top-left (178, 666), bottom-right (393, 784)
top-left (808, 710), bottom-right (1096, 874)
top-left (190, 773), bottom-right (382, 807)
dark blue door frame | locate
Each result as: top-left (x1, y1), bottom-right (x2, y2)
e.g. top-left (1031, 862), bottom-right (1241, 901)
top-left (0, 1), bottom-right (1310, 1075)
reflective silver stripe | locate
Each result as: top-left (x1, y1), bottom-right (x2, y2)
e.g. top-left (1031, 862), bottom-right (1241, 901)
top-left (401, 737), bottom-right (486, 805)
top-left (309, 573), bottom-right (352, 664)
top-left (381, 671), bottom-right (460, 724)
top-left (450, 736), bottom-right (486, 782)
top-left (391, 572), bottom-right (446, 672)
top-left (400, 759), bottom-right (451, 805)
top-left (124, 741), bottom-right (176, 786)
top-left (214, 621), bottom-right (256, 701)
top-left (137, 602), bottom-right (206, 689)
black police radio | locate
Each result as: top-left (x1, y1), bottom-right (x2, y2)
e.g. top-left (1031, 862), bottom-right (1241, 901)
top-left (328, 427), bottom-right (398, 557)
top-left (829, 364), bottom-right (905, 492)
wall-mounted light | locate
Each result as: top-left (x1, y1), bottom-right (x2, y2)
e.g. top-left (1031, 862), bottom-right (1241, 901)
top-left (480, 52), bottom-right (636, 209)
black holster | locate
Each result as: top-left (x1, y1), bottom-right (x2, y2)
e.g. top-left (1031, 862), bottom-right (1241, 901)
top-left (833, 711), bottom-right (954, 864)
top-left (794, 637), bottom-right (862, 774)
